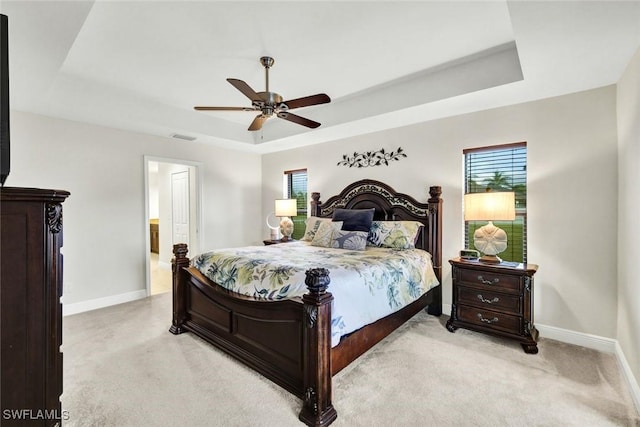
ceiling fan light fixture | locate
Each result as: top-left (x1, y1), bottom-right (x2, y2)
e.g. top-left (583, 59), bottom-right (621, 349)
top-left (194, 57), bottom-right (331, 132)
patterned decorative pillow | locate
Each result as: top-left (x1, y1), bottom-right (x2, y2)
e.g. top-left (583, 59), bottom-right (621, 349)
top-left (379, 221), bottom-right (423, 249)
top-left (302, 217), bottom-right (342, 241)
top-left (332, 208), bottom-right (375, 232)
top-left (331, 230), bottom-right (368, 251)
top-left (367, 220), bottom-right (392, 246)
top-left (310, 220), bottom-right (343, 247)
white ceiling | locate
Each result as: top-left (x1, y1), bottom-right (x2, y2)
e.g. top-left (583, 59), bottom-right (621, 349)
top-left (2, 1), bottom-right (639, 153)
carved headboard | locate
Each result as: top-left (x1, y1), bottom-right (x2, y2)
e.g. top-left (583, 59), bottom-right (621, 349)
top-left (310, 179), bottom-right (443, 282)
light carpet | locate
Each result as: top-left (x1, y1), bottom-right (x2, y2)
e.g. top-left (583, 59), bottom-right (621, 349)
top-left (62, 293), bottom-right (639, 426)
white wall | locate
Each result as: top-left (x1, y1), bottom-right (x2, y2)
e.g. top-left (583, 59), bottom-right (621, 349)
top-left (617, 46), bottom-right (640, 394)
top-left (263, 86), bottom-right (619, 338)
top-left (7, 111), bottom-right (262, 306)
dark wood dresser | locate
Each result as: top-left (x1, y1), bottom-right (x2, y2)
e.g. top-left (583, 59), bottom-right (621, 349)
top-left (1, 187), bottom-right (70, 426)
top-left (446, 257), bottom-right (539, 354)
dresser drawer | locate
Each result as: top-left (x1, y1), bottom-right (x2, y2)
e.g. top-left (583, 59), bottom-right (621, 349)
top-left (456, 305), bottom-right (522, 335)
top-left (457, 286), bottom-right (521, 315)
top-left (458, 268), bottom-right (521, 294)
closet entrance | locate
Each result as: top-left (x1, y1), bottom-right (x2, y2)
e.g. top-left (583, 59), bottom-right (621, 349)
top-left (144, 157), bottom-right (202, 296)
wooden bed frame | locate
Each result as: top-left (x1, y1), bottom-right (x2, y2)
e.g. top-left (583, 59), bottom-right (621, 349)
top-left (170, 179), bottom-right (442, 426)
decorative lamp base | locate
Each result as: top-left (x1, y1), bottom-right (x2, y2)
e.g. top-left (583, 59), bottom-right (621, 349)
top-left (279, 216), bottom-right (294, 241)
top-left (479, 254), bottom-right (502, 264)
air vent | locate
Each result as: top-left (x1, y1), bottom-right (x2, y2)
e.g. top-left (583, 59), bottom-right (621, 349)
top-left (171, 133), bottom-right (196, 141)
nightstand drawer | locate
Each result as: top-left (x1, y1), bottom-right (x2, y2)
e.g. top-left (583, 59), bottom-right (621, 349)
top-left (457, 305), bottom-right (522, 335)
top-left (458, 269), bottom-right (521, 294)
top-left (457, 286), bottom-right (521, 315)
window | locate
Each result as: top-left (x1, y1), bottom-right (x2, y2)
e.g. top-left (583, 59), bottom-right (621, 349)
top-left (464, 142), bottom-right (527, 263)
top-left (284, 169), bottom-right (307, 240)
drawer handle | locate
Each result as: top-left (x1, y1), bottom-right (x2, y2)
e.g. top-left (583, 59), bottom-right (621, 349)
top-left (477, 313), bottom-right (499, 324)
top-left (477, 275), bottom-right (499, 285)
top-left (477, 294), bottom-right (499, 304)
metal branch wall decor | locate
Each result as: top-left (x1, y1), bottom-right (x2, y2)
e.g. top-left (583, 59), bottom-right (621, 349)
top-left (337, 147), bottom-right (407, 168)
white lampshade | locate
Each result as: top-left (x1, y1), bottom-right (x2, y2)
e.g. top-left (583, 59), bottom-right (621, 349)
top-left (275, 199), bottom-right (297, 217)
top-left (464, 192), bottom-right (516, 221)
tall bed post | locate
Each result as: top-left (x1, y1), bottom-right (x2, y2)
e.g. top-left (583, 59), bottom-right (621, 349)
top-left (169, 243), bottom-right (189, 335)
top-left (310, 192), bottom-right (321, 217)
top-left (299, 268), bottom-right (338, 427)
top-left (427, 186), bottom-right (443, 316)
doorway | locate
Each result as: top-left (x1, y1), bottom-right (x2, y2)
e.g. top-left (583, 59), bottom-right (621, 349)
top-left (144, 157), bottom-right (202, 296)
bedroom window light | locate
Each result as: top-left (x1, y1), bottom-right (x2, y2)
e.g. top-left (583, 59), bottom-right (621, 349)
top-left (284, 168), bottom-right (307, 240)
top-left (463, 142), bottom-right (527, 263)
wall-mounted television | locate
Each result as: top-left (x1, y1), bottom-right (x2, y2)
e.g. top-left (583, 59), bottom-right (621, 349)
top-left (1, 14), bottom-right (10, 186)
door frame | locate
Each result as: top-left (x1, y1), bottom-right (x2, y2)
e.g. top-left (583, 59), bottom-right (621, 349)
top-left (143, 155), bottom-right (204, 297)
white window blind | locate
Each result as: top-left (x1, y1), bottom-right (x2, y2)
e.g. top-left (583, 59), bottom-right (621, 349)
top-left (284, 169), bottom-right (307, 240)
top-left (464, 142), bottom-right (527, 263)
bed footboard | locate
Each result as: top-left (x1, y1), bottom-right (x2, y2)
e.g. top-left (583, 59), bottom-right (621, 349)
top-left (170, 244), bottom-right (336, 427)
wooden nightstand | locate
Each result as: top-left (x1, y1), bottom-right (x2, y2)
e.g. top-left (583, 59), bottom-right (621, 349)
top-left (263, 238), bottom-right (296, 245)
top-left (446, 257), bottom-right (539, 354)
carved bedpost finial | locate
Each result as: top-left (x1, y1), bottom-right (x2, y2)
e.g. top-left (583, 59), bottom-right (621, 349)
top-left (429, 186), bottom-right (442, 202)
top-left (173, 243), bottom-right (188, 261)
top-left (304, 268), bottom-right (330, 295)
top-left (310, 192), bottom-right (321, 217)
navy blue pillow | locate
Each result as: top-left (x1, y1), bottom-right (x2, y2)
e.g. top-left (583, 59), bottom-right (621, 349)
top-left (332, 208), bottom-right (375, 232)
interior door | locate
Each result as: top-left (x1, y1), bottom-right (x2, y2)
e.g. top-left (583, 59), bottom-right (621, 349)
top-left (171, 170), bottom-right (190, 247)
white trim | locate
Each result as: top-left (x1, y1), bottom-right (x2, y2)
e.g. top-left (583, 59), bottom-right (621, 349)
top-left (443, 303), bottom-right (452, 316)
top-left (443, 305), bottom-right (617, 353)
top-left (158, 261), bottom-right (171, 271)
top-left (442, 307), bottom-right (638, 414)
top-left (62, 290), bottom-right (147, 317)
top-left (536, 323), bottom-right (617, 353)
top-left (615, 341), bottom-right (640, 415)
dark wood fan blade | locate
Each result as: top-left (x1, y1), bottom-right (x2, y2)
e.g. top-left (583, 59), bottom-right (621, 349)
top-left (194, 106), bottom-right (256, 111)
top-left (283, 93), bottom-right (331, 110)
top-left (277, 112), bottom-right (320, 128)
top-left (248, 114), bottom-right (267, 131)
top-left (227, 78), bottom-right (261, 102)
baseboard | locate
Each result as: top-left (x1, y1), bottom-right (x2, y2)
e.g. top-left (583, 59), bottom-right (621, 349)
top-left (158, 261), bottom-right (171, 270)
top-left (63, 289), bottom-right (147, 316)
top-left (536, 323), bottom-right (617, 353)
top-left (443, 303), bottom-right (451, 316)
top-left (441, 307), bottom-right (639, 414)
top-left (615, 341), bottom-right (640, 415)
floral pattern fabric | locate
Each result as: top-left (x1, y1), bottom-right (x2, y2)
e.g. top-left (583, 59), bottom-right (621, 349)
top-left (368, 220), bottom-right (423, 249)
top-left (331, 230), bottom-right (368, 250)
top-left (191, 241), bottom-right (439, 347)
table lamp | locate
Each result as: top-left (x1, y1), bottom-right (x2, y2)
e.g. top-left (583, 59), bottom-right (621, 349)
top-left (275, 199), bottom-right (297, 241)
top-left (464, 191), bottom-right (516, 264)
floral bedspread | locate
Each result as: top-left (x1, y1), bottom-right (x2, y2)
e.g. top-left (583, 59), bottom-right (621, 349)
top-left (191, 241), bottom-right (439, 347)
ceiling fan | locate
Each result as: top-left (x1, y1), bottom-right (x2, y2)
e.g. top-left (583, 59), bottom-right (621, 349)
top-left (194, 56), bottom-right (331, 131)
